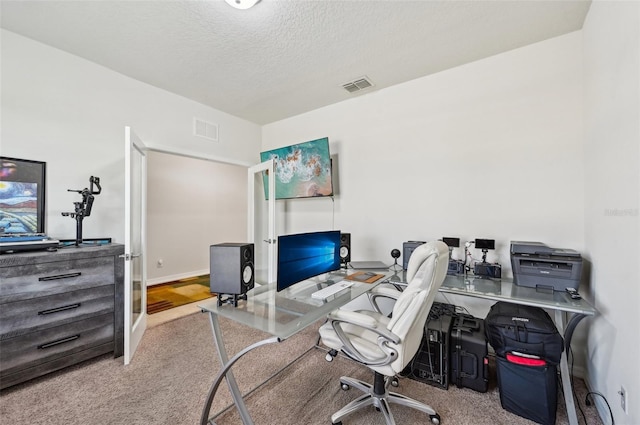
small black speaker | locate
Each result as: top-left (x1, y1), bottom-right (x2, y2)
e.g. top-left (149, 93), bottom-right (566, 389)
top-left (403, 241), bottom-right (425, 270)
top-left (340, 233), bottom-right (351, 265)
top-left (210, 243), bottom-right (254, 306)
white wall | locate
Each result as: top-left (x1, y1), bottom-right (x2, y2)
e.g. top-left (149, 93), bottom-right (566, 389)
top-left (1, 29), bottom-right (261, 243)
top-left (263, 32), bottom-right (585, 279)
top-left (262, 31), bottom-right (588, 371)
top-left (583, 1), bottom-right (640, 423)
top-left (259, 7), bottom-right (639, 423)
top-left (146, 151), bottom-right (247, 284)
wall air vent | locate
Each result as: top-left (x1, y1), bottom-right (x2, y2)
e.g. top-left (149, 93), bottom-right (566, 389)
top-left (342, 76), bottom-right (374, 93)
top-left (193, 118), bottom-right (219, 142)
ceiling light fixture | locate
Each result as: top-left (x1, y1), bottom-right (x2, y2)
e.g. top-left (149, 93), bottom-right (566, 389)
top-left (224, 0), bottom-right (261, 10)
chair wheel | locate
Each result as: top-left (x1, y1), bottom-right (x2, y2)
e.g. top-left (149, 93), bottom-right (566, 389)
top-left (325, 353), bottom-right (334, 362)
top-left (332, 422), bottom-right (342, 425)
top-left (429, 413), bottom-right (441, 424)
top-left (341, 383), bottom-right (350, 391)
top-left (391, 377), bottom-right (399, 387)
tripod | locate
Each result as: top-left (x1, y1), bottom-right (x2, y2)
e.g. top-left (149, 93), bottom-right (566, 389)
top-left (61, 176), bottom-right (101, 246)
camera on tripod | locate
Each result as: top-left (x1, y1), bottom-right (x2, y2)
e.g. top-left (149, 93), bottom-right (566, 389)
top-left (472, 238), bottom-right (501, 279)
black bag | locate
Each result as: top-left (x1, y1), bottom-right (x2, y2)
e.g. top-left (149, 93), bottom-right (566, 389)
top-left (485, 302), bottom-right (564, 364)
top-left (496, 355), bottom-right (558, 425)
top-left (450, 314), bottom-right (489, 392)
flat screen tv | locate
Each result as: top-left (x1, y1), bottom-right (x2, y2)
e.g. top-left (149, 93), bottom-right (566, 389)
top-left (260, 137), bottom-right (333, 200)
top-left (277, 230), bottom-right (341, 292)
top-left (0, 157), bottom-right (46, 234)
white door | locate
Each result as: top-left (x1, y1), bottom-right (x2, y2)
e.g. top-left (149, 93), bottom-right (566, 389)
top-left (124, 126), bottom-right (147, 365)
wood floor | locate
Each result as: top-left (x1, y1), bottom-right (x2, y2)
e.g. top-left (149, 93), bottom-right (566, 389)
top-left (147, 275), bottom-right (213, 314)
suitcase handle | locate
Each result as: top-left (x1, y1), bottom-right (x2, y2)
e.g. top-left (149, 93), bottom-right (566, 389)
top-left (458, 351), bottom-right (478, 380)
top-left (456, 316), bottom-right (481, 332)
top-left (454, 325), bottom-right (479, 387)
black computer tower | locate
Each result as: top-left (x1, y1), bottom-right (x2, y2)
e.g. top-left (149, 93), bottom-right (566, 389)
top-left (404, 302), bottom-right (455, 389)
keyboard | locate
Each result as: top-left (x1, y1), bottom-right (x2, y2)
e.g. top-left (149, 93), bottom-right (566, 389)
top-left (0, 233), bottom-right (59, 254)
top-left (311, 281), bottom-right (354, 300)
top-left (0, 233), bottom-right (49, 242)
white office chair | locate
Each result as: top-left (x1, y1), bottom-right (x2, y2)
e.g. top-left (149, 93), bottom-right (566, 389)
top-left (319, 241), bottom-right (449, 425)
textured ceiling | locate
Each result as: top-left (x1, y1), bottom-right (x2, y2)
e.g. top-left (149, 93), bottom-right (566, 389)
top-left (1, 0), bottom-right (591, 125)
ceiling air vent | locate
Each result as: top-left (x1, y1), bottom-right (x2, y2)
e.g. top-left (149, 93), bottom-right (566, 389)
top-left (342, 76), bottom-right (374, 93)
top-left (193, 118), bottom-right (219, 142)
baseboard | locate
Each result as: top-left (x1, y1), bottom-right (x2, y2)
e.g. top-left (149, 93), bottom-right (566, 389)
top-left (147, 269), bottom-right (209, 286)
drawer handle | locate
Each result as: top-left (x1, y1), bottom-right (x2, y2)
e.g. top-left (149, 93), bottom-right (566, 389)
top-left (39, 272), bottom-right (82, 281)
top-left (38, 334), bottom-right (80, 349)
top-left (38, 303), bottom-right (82, 315)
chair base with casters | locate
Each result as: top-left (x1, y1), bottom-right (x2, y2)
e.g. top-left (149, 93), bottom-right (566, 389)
top-left (331, 371), bottom-right (441, 425)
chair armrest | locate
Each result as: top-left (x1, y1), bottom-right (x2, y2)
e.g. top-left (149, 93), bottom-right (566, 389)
top-left (370, 285), bottom-right (403, 299)
top-left (327, 309), bottom-right (400, 366)
top-left (327, 309), bottom-right (378, 329)
top-left (367, 285), bottom-right (403, 315)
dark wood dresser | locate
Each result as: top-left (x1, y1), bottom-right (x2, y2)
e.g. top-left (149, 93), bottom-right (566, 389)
top-left (0, 244), bottom-right (124, 389)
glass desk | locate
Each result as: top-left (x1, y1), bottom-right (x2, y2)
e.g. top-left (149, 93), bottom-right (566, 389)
top-left (198, 269), bottom-right (391, 425)
top-left (385, 271), bottom-right (596, 425)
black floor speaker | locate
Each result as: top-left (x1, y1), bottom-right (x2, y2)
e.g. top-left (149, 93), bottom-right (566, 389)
top-left (210, 243), bottom-right (254, 306)
top-left (340, 233), bottom-right (351, 265)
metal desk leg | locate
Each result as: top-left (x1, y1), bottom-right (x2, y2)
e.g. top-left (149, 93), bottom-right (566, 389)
top-left (555, 310), bottom-right (579, 425)
top-left (200, 312), bottom-right (280, 425)
top-left (564, 313), bottom-right (587, 354)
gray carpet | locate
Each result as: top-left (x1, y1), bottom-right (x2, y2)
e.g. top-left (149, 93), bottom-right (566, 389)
top-left (0, 312), bottom-right (602, 425)
top-left (214, 349), bottom-right (602, 425)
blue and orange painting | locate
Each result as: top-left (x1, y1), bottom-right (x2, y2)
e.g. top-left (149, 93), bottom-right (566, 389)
top-left (260, 137), bottom-right (333, 200)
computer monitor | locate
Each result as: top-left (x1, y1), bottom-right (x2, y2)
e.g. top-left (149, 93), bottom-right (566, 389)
top-left (442, 237), bottom-right (460, 248)
top-left (276, 230), bottom-right (341, 292)
top-left (475, 238), bottom-right (495, 250)
top-left (0, 157), bottom-right (46, 234)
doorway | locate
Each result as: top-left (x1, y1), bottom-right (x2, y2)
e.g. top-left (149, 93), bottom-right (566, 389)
top-left (145, 150), bottom-right (248, 313)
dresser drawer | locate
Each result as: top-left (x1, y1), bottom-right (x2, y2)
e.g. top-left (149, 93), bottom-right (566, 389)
top-left (0, 256), bottom-right (114, 302)
top-left (0, 313), bottom-right (114, 377)
top-left (0, 285), bottom-right (114, 339)
top-left (0, 245), bottom-right (124, 389)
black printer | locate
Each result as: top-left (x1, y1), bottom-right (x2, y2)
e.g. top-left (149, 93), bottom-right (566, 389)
top-left (510, 241), bottom-right (582, 291)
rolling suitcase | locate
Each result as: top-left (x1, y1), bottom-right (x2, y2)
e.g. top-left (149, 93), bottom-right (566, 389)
top-left (449, 314), bottom-right (489, 392)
